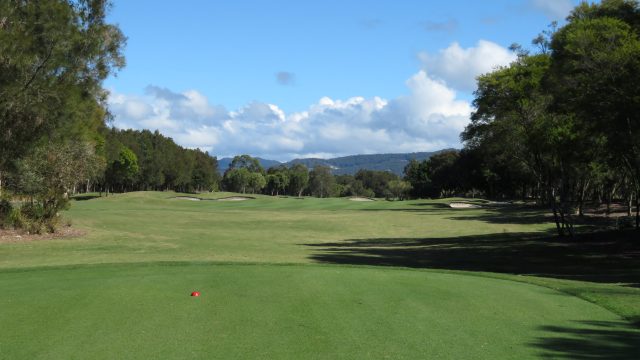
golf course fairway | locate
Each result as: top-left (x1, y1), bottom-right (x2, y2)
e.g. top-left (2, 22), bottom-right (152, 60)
top-left (1, 192), bottom-right (639, 358)
top-left (1, 263), bottom-right (636, 359)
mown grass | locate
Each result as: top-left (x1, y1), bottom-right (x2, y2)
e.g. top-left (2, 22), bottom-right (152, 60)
top-left (2, 263), bottom-right (638, 359)
top-left (1, 191), bottom-right (639, 359)
top-left (0, 192), bottom-right (552, 269)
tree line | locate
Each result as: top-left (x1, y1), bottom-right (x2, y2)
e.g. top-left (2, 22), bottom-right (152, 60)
top-left (102, 128), bottom-right (219, 194)
top-left (400, 0), bottom-right (640, 235)
top-left (219, 155), bottom-right (413, 200)
top-left (1, 0), bottom-right (126, 233)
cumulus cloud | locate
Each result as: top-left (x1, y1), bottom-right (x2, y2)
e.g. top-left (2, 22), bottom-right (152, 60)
top-left (275, 71), bottom-right (295, 86)
top-left (108, 69), bottom-right (474, 160)
top-left (529, 0), bottom-right (573, 20)
top-left (418, 40), bottom-right (516, 92)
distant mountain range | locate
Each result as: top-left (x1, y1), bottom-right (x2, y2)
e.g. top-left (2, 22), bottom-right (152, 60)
top-left (217, 150), bottom-right (455, 176)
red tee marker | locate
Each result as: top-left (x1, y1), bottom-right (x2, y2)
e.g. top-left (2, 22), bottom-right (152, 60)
top-left (191, 291), bottom-right (200, 297)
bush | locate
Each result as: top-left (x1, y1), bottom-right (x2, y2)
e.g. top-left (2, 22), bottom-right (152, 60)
top-left (5, 202), bottom-right (60, 234)
top-left (0, 198), bottom-right (12, 228)
top-left (20, 202), bottom-right (45, 221)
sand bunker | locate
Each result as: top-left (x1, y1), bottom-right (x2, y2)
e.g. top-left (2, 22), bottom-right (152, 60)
top-left (217, 196), bottom-right (255, 201)
top-left (173, 196), bottom-right (201, 201)
top-left (449, 202), bottom-right (481, 209)
top-left (350, 197), bottom-right (375, 202)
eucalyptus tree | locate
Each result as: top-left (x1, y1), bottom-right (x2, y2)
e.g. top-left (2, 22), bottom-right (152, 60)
top-left (464, 53), bottom-right (585, 236)
top-left (551, 0), bottom-right (640, 227)
top-left (309, 166), bottom-right (335, 198)
top-left (288, 164), bottom-right (309, 197)
top-left (0, 0), bottom-right (125, 194)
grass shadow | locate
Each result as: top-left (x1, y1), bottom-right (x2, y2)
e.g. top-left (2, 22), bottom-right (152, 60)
top-left (71, 194), bottom-right (102, 201)
top-left (532, 320), bottom-right (640, 359)
top-left (305, 230), bottom-right (640, 286)
top-left (447, 205), bottom-right (617, 228)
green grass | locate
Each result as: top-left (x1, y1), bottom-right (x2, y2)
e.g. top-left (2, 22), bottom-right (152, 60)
top-left (0, 192), bottom-right (551, 268)
top-left (1, 191), bottom-right (639, 359)
top-left (2, 263), bottom-right (637, 359)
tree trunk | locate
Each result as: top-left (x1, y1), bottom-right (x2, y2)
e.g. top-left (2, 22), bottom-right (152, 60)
top-left (636, 190), bottom-right (639, 230)
top-left (550, 188), bottom-right (564, 237)
top-left (577, 179), bottom-right (588, 217)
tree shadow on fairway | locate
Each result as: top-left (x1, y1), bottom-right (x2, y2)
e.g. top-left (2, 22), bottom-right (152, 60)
top-left (447, 205), bottom-right (617, 228)
top-left (304, 230), bottom-right (640, 286)
top-left (71, 194), bottom-right (102, 201)
top-left (531, 320), bottom-right (640, 359)
top-left (356, 202), bottom-right (452, 214)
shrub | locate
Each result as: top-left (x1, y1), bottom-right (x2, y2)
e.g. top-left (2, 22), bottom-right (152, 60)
top-left (0, 198), bottom-right (12, 228)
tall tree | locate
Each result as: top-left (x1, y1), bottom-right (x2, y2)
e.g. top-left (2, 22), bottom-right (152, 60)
top-left (288, 164), bottom-right (309, 197)
top-left (551, 4), bottom-right (640, 227)
top-left (228, 155), bottom-right (264, 174)
top-left (309, 166), bottom-right (336, 198)
top-left (403, 159), bottom-right (431, 198)
top-left (106, 146), bottom-right (139, 193)
top-left (0, 0), bottom-right (125, 194)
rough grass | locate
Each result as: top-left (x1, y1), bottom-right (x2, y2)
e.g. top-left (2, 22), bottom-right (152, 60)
top-left (1, 191), bottom-right (639, 359)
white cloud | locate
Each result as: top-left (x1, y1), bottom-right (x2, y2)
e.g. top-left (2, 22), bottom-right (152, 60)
top-left (109, 39), bottom-right (500, 161)
top-left (529, 0), bottom-right (573, 20)
top-left (108, 71), bottom-right (472, 161)
top-left (418, 40), bottom-right (516, 92)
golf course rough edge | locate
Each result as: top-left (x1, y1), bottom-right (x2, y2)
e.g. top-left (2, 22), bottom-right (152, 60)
top-left (1, 262), bottom-right (637, 359)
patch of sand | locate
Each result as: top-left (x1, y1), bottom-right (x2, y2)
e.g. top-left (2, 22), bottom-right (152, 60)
top-left (350, 197), bottom-right (375, 202)
top-left (173, 196), bottom-right (201, 201)
top-left (449, 202), bottom-right (481, 209)
top-left (217, 196), bottom-right (255, 201)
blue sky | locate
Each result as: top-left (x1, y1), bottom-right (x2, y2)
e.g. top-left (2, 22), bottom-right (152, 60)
top-left (106, 0), bottom-right (583, 160)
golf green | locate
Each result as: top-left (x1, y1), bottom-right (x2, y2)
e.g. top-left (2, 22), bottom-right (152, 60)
top-left (1, 263), bottom-right (636, 359)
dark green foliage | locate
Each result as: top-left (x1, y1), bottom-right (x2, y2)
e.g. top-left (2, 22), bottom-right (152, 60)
top-left (0, 0), bottom-right (125, 179)
top-left (265, 166), bottom-right (289, 196)
top-left (0, 197), bottom-right (12, 228)
top-left (228, 155), bottom-right (265, 174)
top-left (102, 128), bottom-right (219, 193)
top-left (354, 170), bottom-right (399, 198)
top-left (106, 146), bottom-right (139, 192)
top-left (386, 180), bottom-right (412, 200)
top-left (424, 151), bottom-right (460, 197)
top-left (222, 155), bottom-right (264, 193)
top-left (460, 0), bottom-right (640, 234)
top-left (288, 164), bottom-right (310, 197)
top-left (403, 159), bottom-right (431, 198)
top-left (4, 142), bottom-right (98, 232)
top-left (308, 166), bottom-right (336, 198)
top-left (223, 168), bottom-right (251, 193)
top-left (0, 0), bottom-right (124, 231)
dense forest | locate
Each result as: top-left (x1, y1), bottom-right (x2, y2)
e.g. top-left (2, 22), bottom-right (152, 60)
top-left (102, 128), bottom-right (219, 194)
